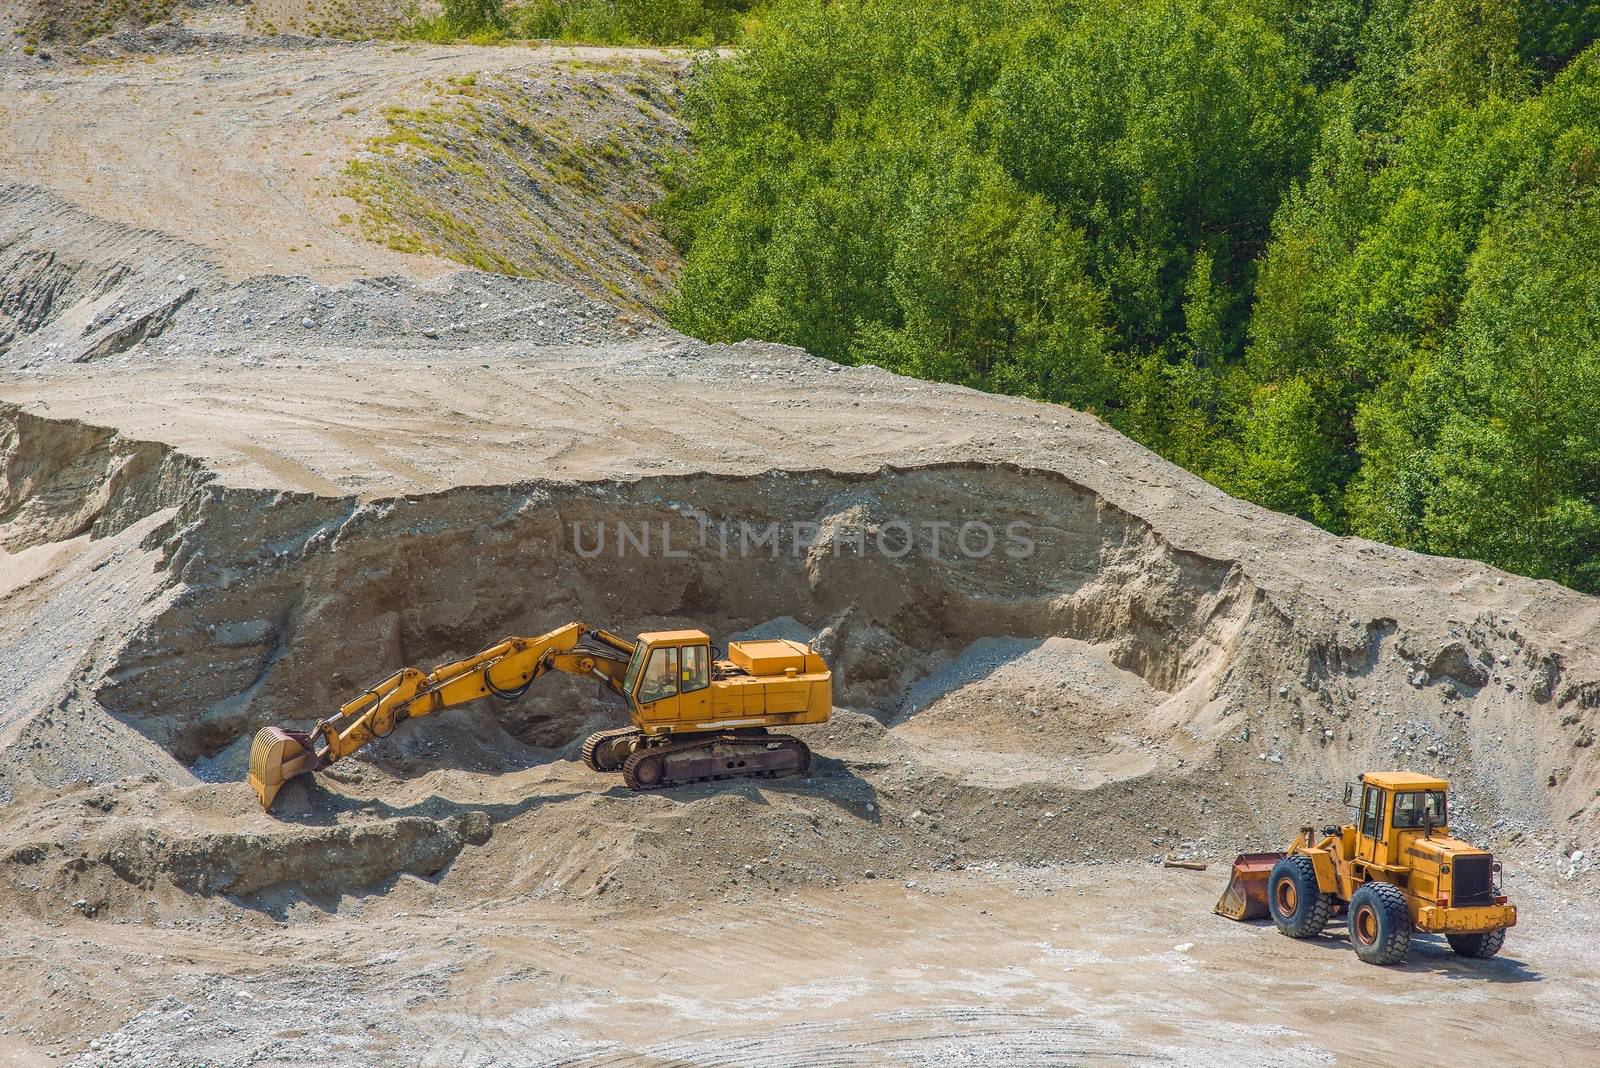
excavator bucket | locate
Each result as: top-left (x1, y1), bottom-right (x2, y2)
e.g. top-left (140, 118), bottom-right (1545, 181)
top-left (1214, 852), bottom-right (1284, 921)
top-left (247, 726), bottom-right (320, 811)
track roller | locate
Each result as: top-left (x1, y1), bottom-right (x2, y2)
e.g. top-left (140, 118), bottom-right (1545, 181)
top-left (581, 725), bottom-right (643, 772)
top-left (622, 733), bottom-right (810, 790)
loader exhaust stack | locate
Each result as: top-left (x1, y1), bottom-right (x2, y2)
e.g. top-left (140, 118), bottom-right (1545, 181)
top-left (1214, 852), bottom-right (1285, 920)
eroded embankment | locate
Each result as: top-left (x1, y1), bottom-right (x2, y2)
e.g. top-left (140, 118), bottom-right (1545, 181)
top-left (3, 403), bottom-right (1600, 917)
top-left (0, 182), bottom-right (673, 374)
top-left (2, 782), bottom-right (491, 923)
top-left (0, 407), bottom-right (207, 550)
top-left (0, 412), bottom-right (209, 884)
top-left (0, 183), bottom-right (215, 362)
top-left (100, 463), bottom-right (1257, 754)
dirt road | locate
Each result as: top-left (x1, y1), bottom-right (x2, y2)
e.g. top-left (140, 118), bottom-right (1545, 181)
top-left (1, 860), bottom-right (1593, 1066)
top-left (0, 36), bottom-right (685, 283)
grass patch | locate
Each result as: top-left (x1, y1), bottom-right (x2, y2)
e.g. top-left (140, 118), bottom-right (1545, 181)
top-left (396, 0), bottom-right (764, 46)
top-left (338, 66), bottom-right (684, 313)
top-left (21, 0), bottom-right (176, 46)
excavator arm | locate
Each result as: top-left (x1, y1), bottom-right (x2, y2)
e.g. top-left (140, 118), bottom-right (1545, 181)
top-left (248, 621), bottom-right (635, 810)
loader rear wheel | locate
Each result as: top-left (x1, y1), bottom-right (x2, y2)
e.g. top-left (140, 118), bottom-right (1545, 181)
top-left (1447, 928), bottom-right (1506, 959)
top-left (1348, 882), bottom-right (1412, 965)
top-left (1268, 855), bottom-right (1330, 938)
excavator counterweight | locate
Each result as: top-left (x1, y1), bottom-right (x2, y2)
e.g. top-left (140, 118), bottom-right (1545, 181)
top-left (248, 621), bottom-right (831, 811)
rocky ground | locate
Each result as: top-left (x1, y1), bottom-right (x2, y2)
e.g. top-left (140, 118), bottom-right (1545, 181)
top-left (3, 11), bottom-right (1600, 1068)
top-left (5, 855), bottom-right (1599, 1067)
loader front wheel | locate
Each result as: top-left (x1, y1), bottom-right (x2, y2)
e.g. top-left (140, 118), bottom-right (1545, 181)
top-left (1447, 928), bottom-right (1506, 959)
top-left (1348, 882), bottom-right (1412, 965)
top-left (1268, 855), bottom-right (1330, 938)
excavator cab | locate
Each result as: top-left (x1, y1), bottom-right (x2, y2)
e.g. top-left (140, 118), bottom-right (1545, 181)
top-left (623, 631), bottom-right (713, 723)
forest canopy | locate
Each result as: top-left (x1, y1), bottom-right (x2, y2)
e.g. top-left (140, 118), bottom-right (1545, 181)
top-left (661, 0), bottom-right (1600, 592)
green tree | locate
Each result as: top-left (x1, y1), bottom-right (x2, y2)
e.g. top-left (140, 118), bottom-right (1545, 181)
top-left (983, 0), bottom-right (1316, 356)
top-left (665, 0), bottom-right (1317, 420)
top-left (513, 0), bottom-right (760, 43)
top-left (1219, 377), bottom-right (1347, 526)
top-left (1407, 0), bottom-right (1528, 102)
top-left (662, 1), bottom-right (1600, 590)
top-left (867, 149), bottom-right (1114, 406)
top-left (1518, 0), bottom-right (1600, 75)
top-left (1419, 197), bottom-right (1600, 587)
top-left (443, 0), bottom-right (507, 35)
top-left (1247, 0), bottom-right (1371, 87)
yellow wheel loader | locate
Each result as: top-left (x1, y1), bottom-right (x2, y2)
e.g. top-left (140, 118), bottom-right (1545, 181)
top-left (248, 621), bottom-right (831, 811)
top-left (1216, 772), bottom-right (1516, 965)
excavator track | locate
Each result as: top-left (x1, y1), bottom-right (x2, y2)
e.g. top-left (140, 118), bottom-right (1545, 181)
top-left (581, 725), bottom-right (643, 772)
top-left (622, 732), bottom-right (811, 790)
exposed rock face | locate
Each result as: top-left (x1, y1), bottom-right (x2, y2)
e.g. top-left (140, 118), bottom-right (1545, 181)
top-left (1425, 641), bottom-right (1491, 689)
top-left (3, 178), bottom-right (1599, 916)
top-left (6, 797), bottom-right (490, 912)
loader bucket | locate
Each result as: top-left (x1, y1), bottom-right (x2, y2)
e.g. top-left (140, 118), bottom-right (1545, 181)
top-left (1214, 852), bottom-right (1285, 921)
top-left (247, 726), bottom-right (320, 811)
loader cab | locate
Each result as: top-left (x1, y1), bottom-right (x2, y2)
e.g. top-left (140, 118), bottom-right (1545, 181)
top-left (1349, 772), bottom-right (1449, 867)
top-left (621, 630), bottom-right (713, 725)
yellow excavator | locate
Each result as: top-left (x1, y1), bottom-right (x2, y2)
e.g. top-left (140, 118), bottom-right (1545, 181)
top-left (1216, 772), bottom-right (1516, 964)
top-left (248, 621), bottom-right (832, 811)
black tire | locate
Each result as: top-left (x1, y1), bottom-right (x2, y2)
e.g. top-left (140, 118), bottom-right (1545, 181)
top-left (1268, 855), bottom-right (1331, 938)
top-left (1447, 928), bottom-right (1506, 958)
top-left (1348, 882), bottom-right (1413, 965)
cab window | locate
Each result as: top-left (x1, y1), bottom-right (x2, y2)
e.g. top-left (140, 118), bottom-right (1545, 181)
top-left (1361, 787), bottom-right (1384, 839)
top-left (1391, 790), bottom-right (1447, 829)
top-left (637, 647), bottom-right (679, 703)
top-left (682, 645), bottom-right (710, 694)
top-left (622, 644), bottom-right (646, 695)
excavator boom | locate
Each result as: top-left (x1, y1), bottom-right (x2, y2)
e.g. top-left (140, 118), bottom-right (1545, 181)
top-left (248, 622), bottom-right (632, 809)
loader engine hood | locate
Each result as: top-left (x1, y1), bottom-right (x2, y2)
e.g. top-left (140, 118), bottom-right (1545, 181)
top-left (1401, 832), bottom-right (1481, 867)
top-left (1402, 834), bottom-right (1501, 907)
